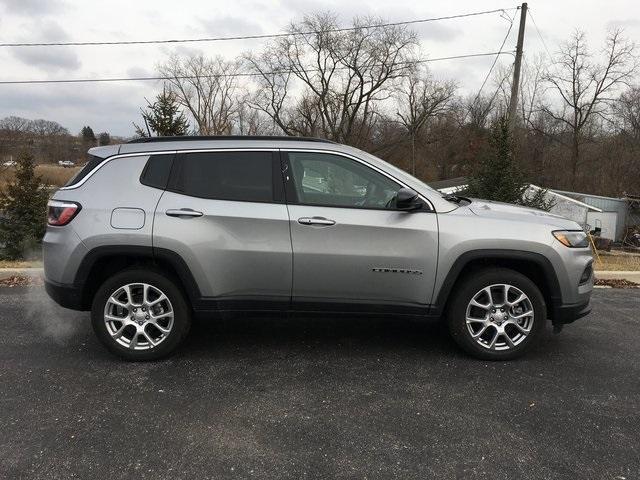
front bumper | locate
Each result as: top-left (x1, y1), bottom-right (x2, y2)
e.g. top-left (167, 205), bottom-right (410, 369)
top-left (45, 280), bottom-right (85, 311)
top-left (552, 299), bottom-right (591, 325)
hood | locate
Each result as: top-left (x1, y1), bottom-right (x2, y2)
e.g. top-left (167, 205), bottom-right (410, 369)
top-left (468, 199), bottom-right (581, 230)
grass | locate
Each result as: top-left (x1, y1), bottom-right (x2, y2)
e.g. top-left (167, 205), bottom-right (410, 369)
top-left (593, 251), bottom-right (640, 271)
top-left (0, 164), bottom-right (81, 189)
top-left (0, 259), bottom-right (43, 269)
top-left (36, 164), bottom-right (81, 187)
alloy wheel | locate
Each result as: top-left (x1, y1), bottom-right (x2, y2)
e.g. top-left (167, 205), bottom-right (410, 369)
top-left (103, 283), bottom-right (174, 350)
top-left (465, 283), bottom-right (534, 351)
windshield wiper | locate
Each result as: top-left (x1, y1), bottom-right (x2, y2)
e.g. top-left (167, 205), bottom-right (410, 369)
top-left (443, 194), bottom-right (470, 204)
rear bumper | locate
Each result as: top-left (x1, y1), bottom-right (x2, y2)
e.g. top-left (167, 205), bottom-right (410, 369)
top-left (45, 280), bottom-right (85, 311)
top-left (552, 299), bottom-right (591, 325)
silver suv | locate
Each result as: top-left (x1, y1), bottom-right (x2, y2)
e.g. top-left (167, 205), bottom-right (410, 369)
top-left (43, 136), bottom-right (593, 361)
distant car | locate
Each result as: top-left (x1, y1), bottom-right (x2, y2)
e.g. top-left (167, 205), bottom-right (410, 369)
top-left (58, 160), bottom-right (76, 168)
top-left (2, 160), bottom-right (17, 167)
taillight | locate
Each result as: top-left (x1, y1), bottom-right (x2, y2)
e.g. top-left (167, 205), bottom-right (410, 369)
top-left (47, 200), bottom-right (81, 226)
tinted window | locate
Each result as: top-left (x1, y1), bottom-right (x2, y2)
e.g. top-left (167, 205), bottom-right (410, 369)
top-left (140, 154), bottom-right (174, 189)
top-left (287, 152), bottom-right (401, 209)
top-left (172, 151), bottom-right (274, 202)
top-left (64, 154), bottom-right (103, 187)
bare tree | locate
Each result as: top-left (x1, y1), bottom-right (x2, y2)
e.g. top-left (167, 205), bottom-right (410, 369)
top-left (617, 86), bottom-right (640, 139)
top-left (246, 12), bottom-right (418, 145)
top-left (159, 55), bottom-right (241, 135)
top-left (30, 119), bottom-right (69, 137)
top-left (465, 93), bottom-right (496, 131)
top-left (236, 93), bottom-right (274, 135)
top-left (0, 116), bottom-right (31, 134)
top-left (541, 29), bottom-right (637, 187)
top-left (396, 68), bottom-right (456, 175)
top-left (517, 55), bottom-right (548, 128)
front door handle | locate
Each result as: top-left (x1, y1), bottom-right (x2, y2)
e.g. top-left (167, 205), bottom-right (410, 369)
top-left (298, 216), bottom-right (336, 226)
top-left (166, 208), bottom-right (203, 218)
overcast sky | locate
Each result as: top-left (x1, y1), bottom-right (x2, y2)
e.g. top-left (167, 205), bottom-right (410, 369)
top-left (0, 0), bottom-right (638, 137)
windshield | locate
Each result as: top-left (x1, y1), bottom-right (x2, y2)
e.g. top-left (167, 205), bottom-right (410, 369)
top-left (351, 148), bottom-right (442, 195)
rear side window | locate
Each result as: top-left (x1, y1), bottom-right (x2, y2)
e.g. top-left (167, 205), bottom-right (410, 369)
top-left (140, 154), bottom-right (174, 189)
top-left (169, 151), bottom-right (278, 202)
top-left (64, 154), bottom-right (103, 187)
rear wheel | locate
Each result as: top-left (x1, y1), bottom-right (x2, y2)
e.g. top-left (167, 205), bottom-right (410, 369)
top-left (91, 269), bottom-right (191, 361)
top-left (446, 268), bottom-right (546, 360)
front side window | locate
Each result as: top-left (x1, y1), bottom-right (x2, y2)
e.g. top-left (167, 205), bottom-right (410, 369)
top-left (286, 152), bottom-right (401, 209)
top-left (171, 151), bottom-right (275, 202)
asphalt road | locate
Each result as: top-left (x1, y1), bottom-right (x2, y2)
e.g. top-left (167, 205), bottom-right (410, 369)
top-left (0, 288), bottom-right (639, 480)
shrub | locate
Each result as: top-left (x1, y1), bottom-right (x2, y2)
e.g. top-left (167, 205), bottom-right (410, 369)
top-left (0, 151), bottom-right (49, 260)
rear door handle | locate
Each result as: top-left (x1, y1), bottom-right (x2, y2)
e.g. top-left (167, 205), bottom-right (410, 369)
top-left (166, 208), bottom-right (203, 218)
top-left (298, 216), bottom-right (336, 226)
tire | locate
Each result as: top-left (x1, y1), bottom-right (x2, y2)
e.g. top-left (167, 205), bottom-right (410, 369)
top-left (446, 268), bottom-right (547, 361)
top-left (91, 268), bottom-right (191, 361)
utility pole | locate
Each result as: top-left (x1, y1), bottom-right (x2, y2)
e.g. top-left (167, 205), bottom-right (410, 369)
top-left (508, 2), bottom-right (527, 127)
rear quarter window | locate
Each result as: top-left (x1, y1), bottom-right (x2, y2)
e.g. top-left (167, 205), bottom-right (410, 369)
top-left (64, 154), bottom-right (104, 187)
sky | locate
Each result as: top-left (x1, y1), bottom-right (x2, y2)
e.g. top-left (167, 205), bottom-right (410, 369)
top-left (0, 0), bottom-right (638, 137)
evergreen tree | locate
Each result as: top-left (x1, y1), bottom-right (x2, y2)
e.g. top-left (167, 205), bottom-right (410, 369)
top-left (81, 126), bottom-right (97, 145)
top-left (0, 151), bottom-right (49, 260)
top-left (98, 132), bottom-right (111, 145)
top-left (465, 116), bottom-right (554, 211)
top-left (133, 87), bottom-right (189, 137)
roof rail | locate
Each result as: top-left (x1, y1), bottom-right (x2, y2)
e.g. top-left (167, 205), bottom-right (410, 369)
top-left (127, 135), bottom-right (335, 144)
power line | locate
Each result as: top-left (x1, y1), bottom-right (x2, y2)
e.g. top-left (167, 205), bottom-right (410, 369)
top-left (527, 9), bottom-right (554, 61)
top-left (468, 10), bottom-right (515, 112)
top-left (433, 10), bottom-right (515, 152)
top-left (0, 51), bottom-right (514, 85)
top-left (0, 8), bottom-right (517, 48)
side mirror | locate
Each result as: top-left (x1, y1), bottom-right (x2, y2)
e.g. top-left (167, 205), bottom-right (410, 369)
top-left (395, 187), bottom-right (422, 211)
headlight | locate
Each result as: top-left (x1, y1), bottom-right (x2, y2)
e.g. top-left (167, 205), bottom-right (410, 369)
top-left (552, 230), bottom-right (589, 248)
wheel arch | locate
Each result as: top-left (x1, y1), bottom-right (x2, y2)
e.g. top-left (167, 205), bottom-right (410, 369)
top-left (432, 250), bottom-right (561, 320)
top-left (74, 246), bottom-right (200, 310)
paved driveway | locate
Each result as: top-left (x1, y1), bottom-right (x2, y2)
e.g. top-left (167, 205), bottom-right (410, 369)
top-left (0, 288), bottom-right (638, 479)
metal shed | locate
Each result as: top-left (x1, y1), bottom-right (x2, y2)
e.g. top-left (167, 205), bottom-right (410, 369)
top-left (553, 190), bottom-right (629, 241)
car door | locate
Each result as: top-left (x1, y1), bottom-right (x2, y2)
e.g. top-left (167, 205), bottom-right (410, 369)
top-left (283, 150), bottom-right (438, 311)
top-left (153, 150), bottom-right (292, 310)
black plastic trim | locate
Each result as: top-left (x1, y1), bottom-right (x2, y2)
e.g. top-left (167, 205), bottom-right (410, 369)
top-left (44, 280), bottom-right (84, 310)
top-left (579, 261), bottom-right (593, 285)
top-left (291, 297), bottom-right (430, 316)
top-left (74, 245), bottom-right (153, 285)
top-left (431, 249), bottom-right (563, 317)
top-left (69, 245), bottom-right (202, 310)
top-left (552, 300), bottom-right (591, 324)
top-left (194, 296), bottom-right (290, 313)
top-left (127, 135), bottom-right (335, 144)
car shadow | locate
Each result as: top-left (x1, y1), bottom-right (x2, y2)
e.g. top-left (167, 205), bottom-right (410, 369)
top-left (177, 312), bottom-right (461, 361)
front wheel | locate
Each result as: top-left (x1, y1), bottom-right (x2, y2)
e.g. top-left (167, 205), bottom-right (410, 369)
top-left (91, 269), bottom-right (191, 361)
top-left (447, 268), bottom-right (547, 360)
